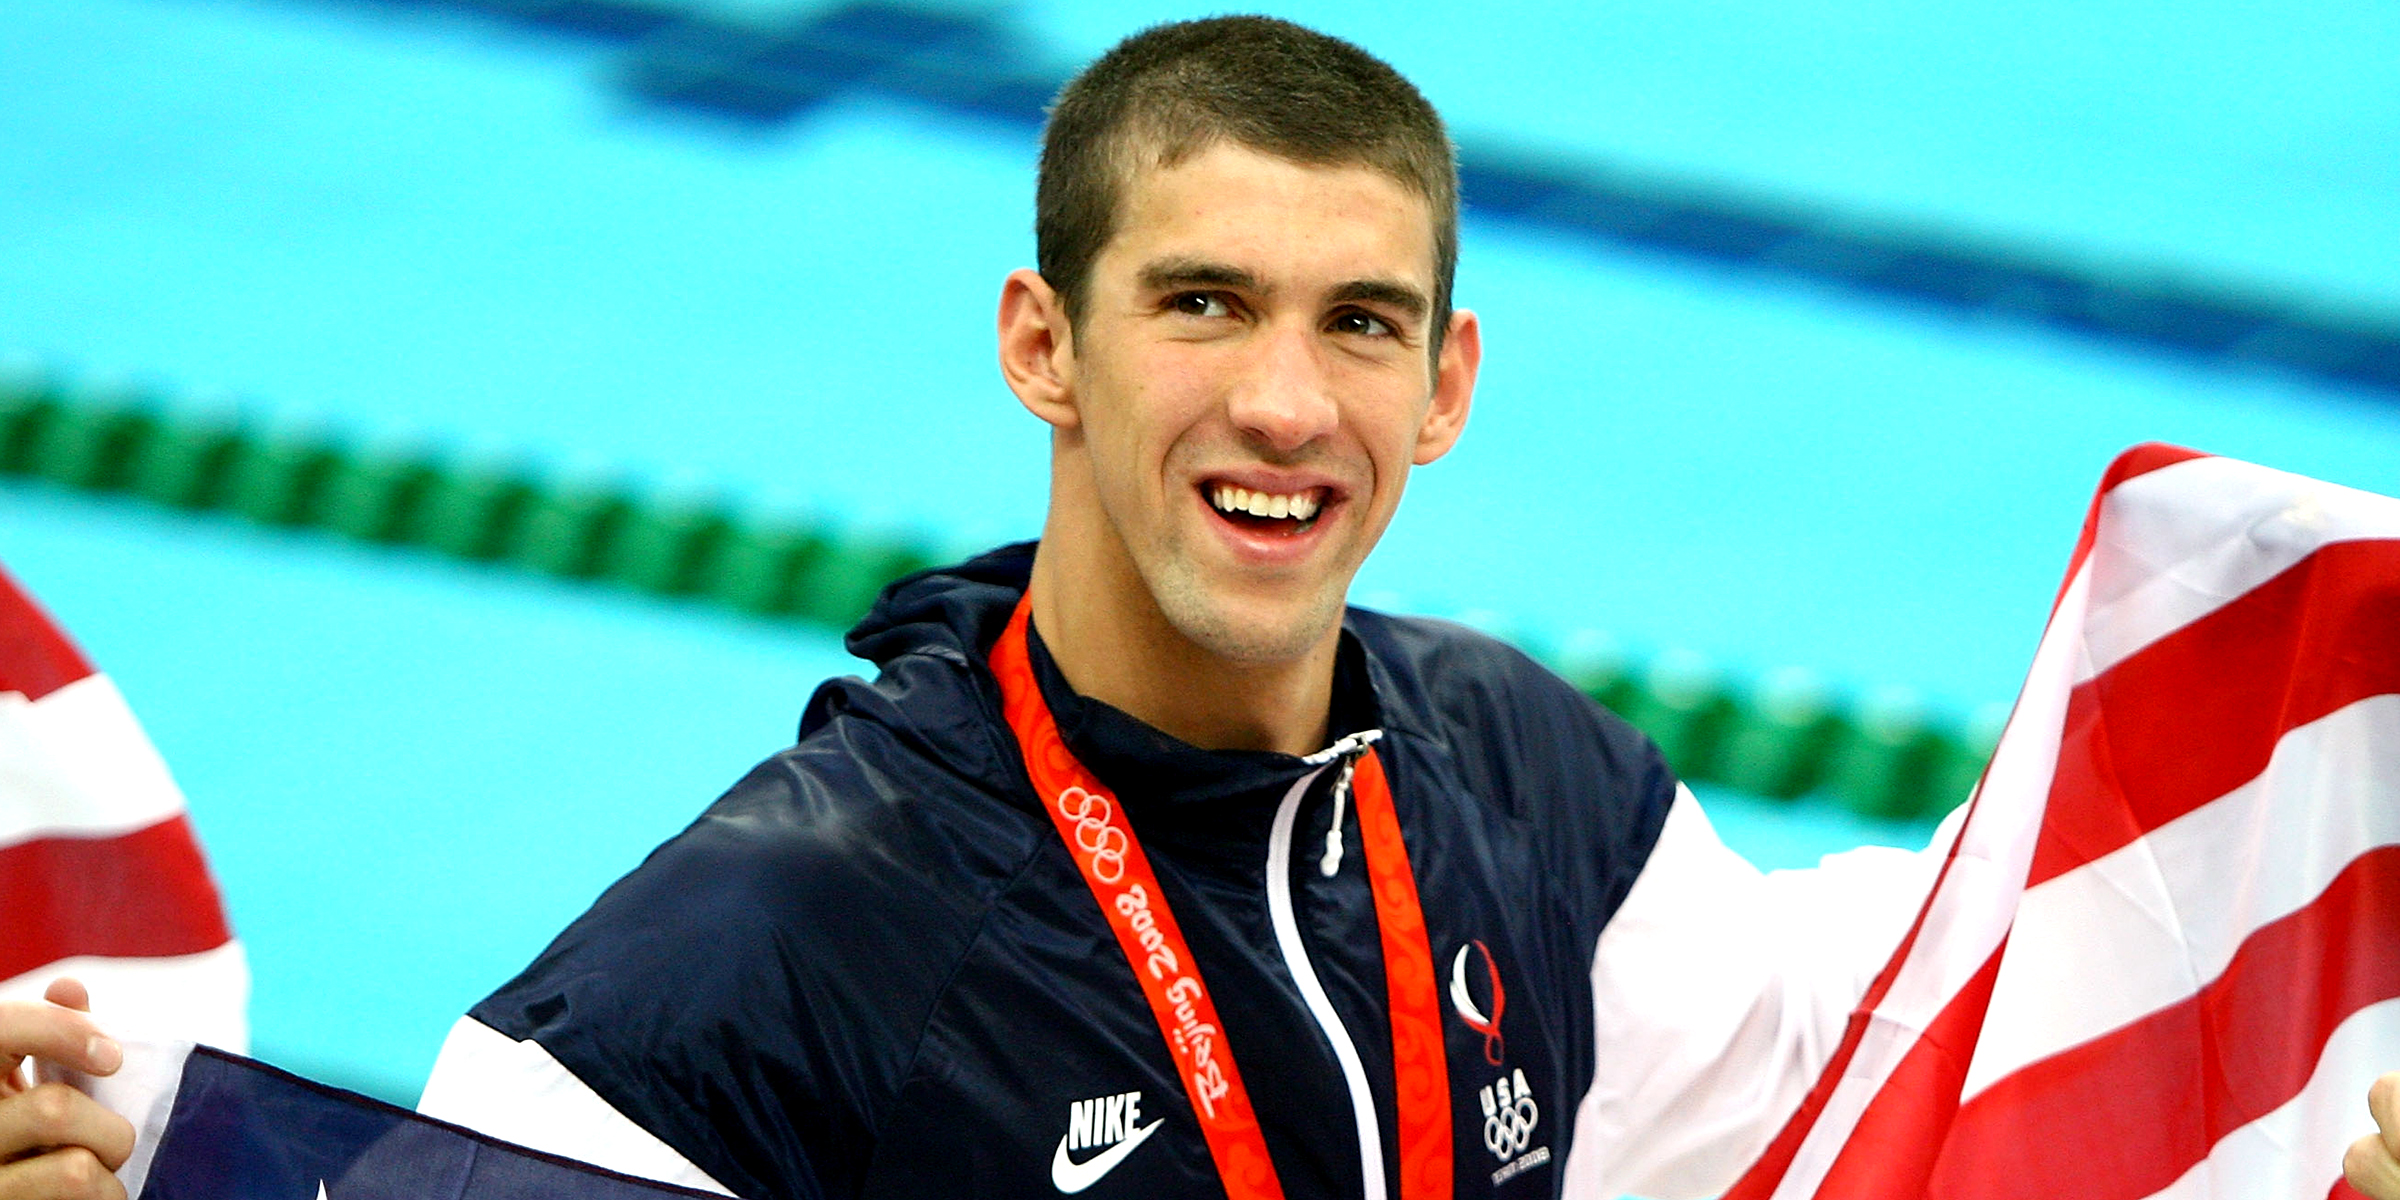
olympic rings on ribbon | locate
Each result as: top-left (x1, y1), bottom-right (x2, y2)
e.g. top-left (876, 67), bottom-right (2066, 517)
top-left (1057, 786), bottom-right (1129, 883)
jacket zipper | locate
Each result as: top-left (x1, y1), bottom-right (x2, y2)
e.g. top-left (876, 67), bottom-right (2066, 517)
top-left (1265, 731), bottom-right (1388, 1199)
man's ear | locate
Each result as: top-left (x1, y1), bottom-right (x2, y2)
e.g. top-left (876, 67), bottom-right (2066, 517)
top-left (999, 268), bottom-right (1078, 430)
top-left (1413, 308), bottom-right (1480, 465)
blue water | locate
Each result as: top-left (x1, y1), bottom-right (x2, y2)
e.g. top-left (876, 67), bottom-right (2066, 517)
top-left (3, 0), bottom-right (2395, 1101)
top-left (1032, 0), bottom-right (2400, 312)
top-left (2, 486), bottom-right (863, 1094)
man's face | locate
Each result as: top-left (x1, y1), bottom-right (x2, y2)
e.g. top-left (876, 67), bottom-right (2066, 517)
top-left (1037, 140), bottom-right (1477, 665)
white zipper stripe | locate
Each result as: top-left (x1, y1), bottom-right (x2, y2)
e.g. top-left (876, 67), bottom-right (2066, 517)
top-left (1266, 764), bottom-right (1388, 1200)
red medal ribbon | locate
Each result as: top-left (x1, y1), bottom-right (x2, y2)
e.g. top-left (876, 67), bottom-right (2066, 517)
top-left (992, 598), bottom-right (1453, 1200)
top-left (1353, 750), bottom-right (1456, 1197)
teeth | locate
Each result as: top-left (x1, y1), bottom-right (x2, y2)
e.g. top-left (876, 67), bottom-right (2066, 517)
top-left (1211, 485), bottom-right (1323, 522)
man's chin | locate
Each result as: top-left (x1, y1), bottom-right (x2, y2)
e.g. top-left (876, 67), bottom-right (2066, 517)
top-left (1157, 588), bottom-right (1347, 667)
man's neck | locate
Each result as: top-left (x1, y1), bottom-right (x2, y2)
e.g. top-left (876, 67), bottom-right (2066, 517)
top-left (1025, 542), bottom-right (1337, 757)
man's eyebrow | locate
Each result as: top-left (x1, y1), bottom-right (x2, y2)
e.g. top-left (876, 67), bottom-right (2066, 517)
top-left (1137, 258), bottom-right (1263, 294)
top-left (1328, 279), bottom-right (1430, 321)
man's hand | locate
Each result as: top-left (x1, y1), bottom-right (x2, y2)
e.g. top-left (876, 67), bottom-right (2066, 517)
top-left (2349, 1072), bottom-right (2400, 1200)
top-left (0, 979), bottom-right (131, 1200)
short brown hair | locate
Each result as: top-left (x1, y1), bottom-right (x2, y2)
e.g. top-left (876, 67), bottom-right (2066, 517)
top-left (1036, 16), bottom-right (1458, 343)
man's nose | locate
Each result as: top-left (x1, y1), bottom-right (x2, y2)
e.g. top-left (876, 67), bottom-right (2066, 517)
top-left (1226, 322), bottom-right (1340, 453)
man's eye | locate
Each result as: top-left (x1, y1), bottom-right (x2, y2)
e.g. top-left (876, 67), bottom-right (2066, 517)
top-left (1330, 310), bottom-right (1395, 337)
top-left (1170, 292), bottom-right (1232, 318)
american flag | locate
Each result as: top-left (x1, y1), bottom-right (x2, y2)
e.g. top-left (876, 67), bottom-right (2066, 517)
top-left (0, 565), bottom-right (711, 1198)
top-left (0, 562), bottom-right (246, 1047)
top-left (121, 1043), bottom-right (726, 1198)
top-left (1726, 444), bottom-right (2399, 1200)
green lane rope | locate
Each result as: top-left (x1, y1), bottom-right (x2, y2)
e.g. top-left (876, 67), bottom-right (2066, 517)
top-left (0, 358), bottom-right (1994, 822)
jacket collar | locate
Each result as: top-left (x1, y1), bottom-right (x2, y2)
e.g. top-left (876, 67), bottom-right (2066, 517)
top-left (844, 541), bottom-right (1383, 816)
top-left (1024, 615), bottom-right (1379, 811)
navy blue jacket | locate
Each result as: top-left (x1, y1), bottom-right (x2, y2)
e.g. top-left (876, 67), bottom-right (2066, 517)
top-left (469, 543), bottom-right (1677, 1199)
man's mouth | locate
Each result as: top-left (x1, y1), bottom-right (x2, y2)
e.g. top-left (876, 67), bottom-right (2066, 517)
top-left (1206, 483), bottom-right (1327, 535)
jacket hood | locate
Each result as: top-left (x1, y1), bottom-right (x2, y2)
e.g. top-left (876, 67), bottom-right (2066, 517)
top-left (790, 542), bottom-right (1036, 796)
top-left (844, 541), bottom-right (1036, 669)
top-left (822, 540), bottom-right (1380, 835)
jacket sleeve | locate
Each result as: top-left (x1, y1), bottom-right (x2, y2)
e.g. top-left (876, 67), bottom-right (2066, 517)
top-left (1560, 785), bottom-right (1963, 1199)
top-left (411, 718), bottom-right (1012, 1200)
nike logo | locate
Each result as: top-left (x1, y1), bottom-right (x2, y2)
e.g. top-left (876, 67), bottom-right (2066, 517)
top-left (1049, 1117), bottom-right (1162, 1193)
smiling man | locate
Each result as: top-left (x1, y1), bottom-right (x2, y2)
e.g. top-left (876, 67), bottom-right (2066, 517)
top-left (1003, 131), bottom-right (1475, 757)
top-left (400, 16), bottom-right (1903, 1199)
top-left (409, 21), bottom-right (1890, 1199)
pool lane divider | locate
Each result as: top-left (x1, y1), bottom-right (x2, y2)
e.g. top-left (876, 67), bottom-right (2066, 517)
top-left (0, 367), bottom-right (940, 634)
top-left (0, 360), bottom-right (1994, 822)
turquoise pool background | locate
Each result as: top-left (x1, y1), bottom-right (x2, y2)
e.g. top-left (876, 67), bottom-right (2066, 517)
top-left (2, 0), bottom-right (2395, 1103)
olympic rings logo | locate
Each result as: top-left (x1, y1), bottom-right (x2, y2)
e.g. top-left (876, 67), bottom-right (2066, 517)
top-left (1483, 1092), bottom-right (1539, 1160)
top-left (1057, 786), bottom-right (1128, 884)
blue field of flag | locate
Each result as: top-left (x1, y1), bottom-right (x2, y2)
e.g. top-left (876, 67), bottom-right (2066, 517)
top-left (140, 1047), bottom-right (715, 1199)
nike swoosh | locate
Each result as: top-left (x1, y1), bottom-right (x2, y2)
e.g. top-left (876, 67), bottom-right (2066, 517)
top-left (1049, 1118), bottom-right (1163, 1193)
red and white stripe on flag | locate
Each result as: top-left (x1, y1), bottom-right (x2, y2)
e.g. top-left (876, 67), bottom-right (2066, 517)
top-left (0, 562), bottom-right (246, 1050)
top-left (1726, 444), bottom-right (2397, 1200)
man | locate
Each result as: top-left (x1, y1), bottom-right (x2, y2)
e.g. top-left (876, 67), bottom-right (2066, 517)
top-left (7, 15), bottom-right (2399, 1200)
top-left (416, 19), bottom-right (1910, 1196)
